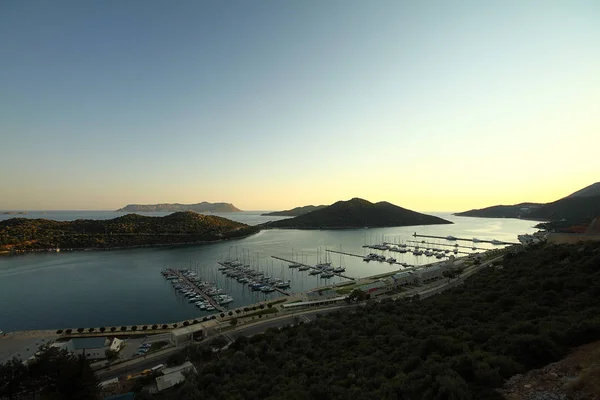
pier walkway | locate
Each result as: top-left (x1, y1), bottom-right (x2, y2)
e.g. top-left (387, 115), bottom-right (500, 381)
top-left (326, 249), bottom-right (417, 266)
top-left (412, 232), bottom-right (519, 246)
top-left (170, 269), bottom-right (225, 312)
top-left (403, 240), bottom-right (487, 251)
top-left (271, 256), bottom-right (355, 281)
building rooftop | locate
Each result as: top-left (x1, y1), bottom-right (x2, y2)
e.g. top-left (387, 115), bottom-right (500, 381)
top-left (156, 371), bottom-right (186, 392)
top-left (71, 337), bottom-right (107, 350)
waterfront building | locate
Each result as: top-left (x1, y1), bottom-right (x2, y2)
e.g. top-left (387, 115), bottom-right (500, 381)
top-left (69, 337), bottom-right (123, 360)
top-left (304, 288), bottom-right (338, 301)
top-left (413, 265), bottom-right (444, 284)
top-left (282, 296), bottom-right (347, 311)
top-left (391, 271), bottom-right (417, 286)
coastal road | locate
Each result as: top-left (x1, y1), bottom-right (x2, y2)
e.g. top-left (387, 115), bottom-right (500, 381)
top-left (97, 309), bottom-right (340, 381)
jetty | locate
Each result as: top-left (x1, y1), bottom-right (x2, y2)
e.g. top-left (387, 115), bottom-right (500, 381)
top-left (412, 232), bottom-right (519, 246)
top-left (169, 269), bottom-right (225, 312)
top-left (403, 240), bottom-right (486, 252)
top-left (271, 256), bottom-right (356, 281)
top-left (325, 249), bottom-right (419, 266)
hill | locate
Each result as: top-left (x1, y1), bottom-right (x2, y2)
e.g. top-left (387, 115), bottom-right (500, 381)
top-left (0, 211), bottom-right (258, 252)
top-left (158, 241), bottom-right (600, 399)
top-left (455, 182), bottom-right (600, 224)
top-left (261, 205), bottom-right (327, 217)
top-left (116, 202), bottom-right (241, 213)
top-left (263, 198), bottom-right (452, 228)
top-left (566, 182), bottom-right (600, 198)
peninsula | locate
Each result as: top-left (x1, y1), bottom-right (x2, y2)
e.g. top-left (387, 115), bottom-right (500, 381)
top-left (261, 204), bottom-right (327, 217)
top-left (262, 198), bottom-right (452, 229)
top-left (0, 211), bottom-right (258, 253)
top-left (455, 182), bottom-right (600, 224)
top-left (116, 202), bottom-right (241, 213)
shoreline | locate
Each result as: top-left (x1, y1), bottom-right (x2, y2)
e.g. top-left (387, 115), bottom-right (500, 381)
top-left (0, 230), bottom-right (260, 256)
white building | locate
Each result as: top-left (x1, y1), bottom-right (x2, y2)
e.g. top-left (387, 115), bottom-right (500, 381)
top-left (391, 271), bottom-right (417, 286)
top-left (69, 337), bottom-right (123, 360)
top-left (413, 265), bottom-right (445, 284)
top-left (156, 361), bottom-right (197, 392)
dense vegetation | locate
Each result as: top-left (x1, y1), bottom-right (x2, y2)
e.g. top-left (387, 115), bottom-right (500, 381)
top-left (263, 198), bottom-right (452, 229)
top-left (0, 211), bottom-right (259, 252)
top-left (0, 345), bottom-right (98, 399)
top-left (261, 205), bottom-right (327, 217)
top-left (455, 182), bottom-right (600, 225)
top-left (150, 241), bottom-right (600, 399)
top-left (117, 201), bottom-right (241, 213)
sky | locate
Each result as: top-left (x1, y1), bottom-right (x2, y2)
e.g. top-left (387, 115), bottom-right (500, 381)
top-left (1, 1), bottom-right (599, 212)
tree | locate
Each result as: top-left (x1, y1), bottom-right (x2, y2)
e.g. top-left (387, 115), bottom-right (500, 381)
top-left (110, 327), bottom-right (116, 332)
top-left (267, 303), bottom-right (273, 309)
top-left (212, 335), bottom-right (229, 350)
top-left (259, 304), bottom-right (265, 309)
top-left (162, 324), bottom-right (168, 329)
top-left (142, 325), bottom-right (148, 330)
top-left (77, 328), bottom-right (84, 333)
top-left (230, 318), bottom-right (238, 327)
top-left (56, 330), bottom-right (63, 334)
top-left (131, 325), bottom-right (137, 331)
top-left (347, 289), bottom-right (368, 302)
top-left (99, 327), bottom-right (105, 333)
top-left (220, 313), bottom-right (225, 318)
top-left (120, 326), bottom-right (127, 332)
top-left (88, 328), bottom-right (95, 333)
top-left (228, 311), bottom-right (233, 316)
top-left (105, 349), bottom-right (118, 362)
top-left (152, 325), bottom-right (158, 330)
top-left (183, 321), bottom-right (189, 327)
top-left (65, 329), bottom-right (72, 334)
top-left (172, 324), bottom-right (178, 328)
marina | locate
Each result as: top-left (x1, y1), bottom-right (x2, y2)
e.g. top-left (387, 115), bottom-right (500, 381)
top-left (404, 240), bottom-right (488, 252)
top-left (216, 260), bottom-right (291, 296)
top-left (270, 255), bottom-right (355, 281)
top-left (161, 269), bottom-right (229, 313)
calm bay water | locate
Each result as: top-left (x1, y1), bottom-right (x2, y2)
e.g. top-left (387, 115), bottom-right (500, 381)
top-left (0, 211), bottom-right (538, 332)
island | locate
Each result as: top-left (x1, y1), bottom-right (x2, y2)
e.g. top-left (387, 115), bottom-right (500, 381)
top-left (1, 211), bottom-right (28, 215)
top-left (0, 211), bottom-right (258, 253)
top-left (455, 182), bottom-right (600, 225)
top-left (262, 198), bottom-right (452, 229)
top-left (261, 205), bottom-right (327, 217)
top-left (116, 202), bottom-right (242, 213)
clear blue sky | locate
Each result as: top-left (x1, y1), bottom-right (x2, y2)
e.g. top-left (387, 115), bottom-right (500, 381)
top-left (1, 1), bottom-right (599, 211)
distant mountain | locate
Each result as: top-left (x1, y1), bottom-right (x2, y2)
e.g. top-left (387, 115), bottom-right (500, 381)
top-left (261, 205), bottom-right (327, 217)
top-left (0, 211), bottom-right (258, 252)
top-left (263, 198), bottom-right (452, 229)
top-left (455, 182), bottom-right (600, 224)
top-left (116, 202), bottom-right (241, 213)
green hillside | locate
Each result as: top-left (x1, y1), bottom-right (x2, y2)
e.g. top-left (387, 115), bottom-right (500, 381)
top-left (264, 198), bottom-right (452, 228)
top-left (0, 211), bottom-right (258, 252)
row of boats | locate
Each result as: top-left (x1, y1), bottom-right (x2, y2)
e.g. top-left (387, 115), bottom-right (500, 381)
top-left (218, 260), bottom-right (289, 292)
top-left (161, 269), bottom-right (233, 311)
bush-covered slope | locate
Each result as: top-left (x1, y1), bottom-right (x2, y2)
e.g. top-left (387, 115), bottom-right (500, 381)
top-left (157, 242), bottom-right (600, 400)
top-left (261, 205), bottom-right (327, 217)
top-left (0, 211), bottom-right (258, 251)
